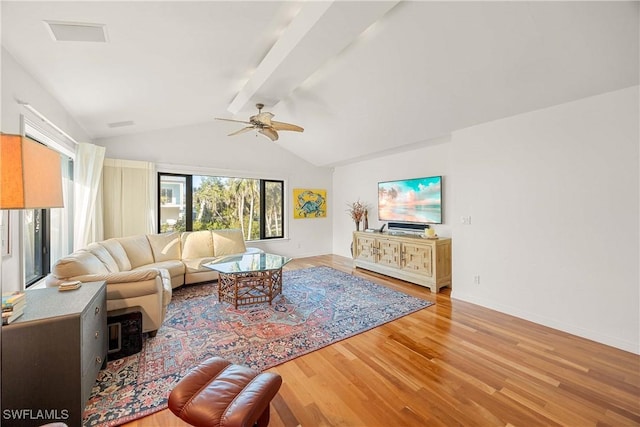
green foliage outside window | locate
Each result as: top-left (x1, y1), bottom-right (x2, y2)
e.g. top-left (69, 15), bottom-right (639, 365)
top-left (159, 174), bottom-right (283, 240)
top-left (192, 177), bottom-right (260, 240)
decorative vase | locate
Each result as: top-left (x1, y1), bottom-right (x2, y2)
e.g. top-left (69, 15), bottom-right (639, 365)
top-left (363, 210), bottom-right (369, 230)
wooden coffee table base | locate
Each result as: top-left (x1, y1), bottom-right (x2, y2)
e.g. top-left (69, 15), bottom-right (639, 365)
top-left (217, 268), bottom-right (283, 309)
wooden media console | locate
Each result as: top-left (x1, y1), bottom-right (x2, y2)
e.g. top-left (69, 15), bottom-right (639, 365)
top-left (352, 231), bottom-right (451, 293)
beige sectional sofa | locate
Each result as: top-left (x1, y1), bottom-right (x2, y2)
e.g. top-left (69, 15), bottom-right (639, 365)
top-left (46, 229), bottom-right (259, 336)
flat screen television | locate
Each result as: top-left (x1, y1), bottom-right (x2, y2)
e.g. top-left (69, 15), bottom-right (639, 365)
top-left (378, 176), bottom-right (442, 224)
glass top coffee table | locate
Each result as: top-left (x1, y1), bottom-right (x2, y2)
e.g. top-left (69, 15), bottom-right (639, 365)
top-left (204, 253), bottom-right (292, 308)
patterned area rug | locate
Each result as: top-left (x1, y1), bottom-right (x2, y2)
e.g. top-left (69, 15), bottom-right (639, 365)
top-left (83, 266), bottom-right (433, 426)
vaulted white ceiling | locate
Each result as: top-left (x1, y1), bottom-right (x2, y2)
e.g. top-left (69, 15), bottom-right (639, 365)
top-left (2, 1), bottom-right (638, 167)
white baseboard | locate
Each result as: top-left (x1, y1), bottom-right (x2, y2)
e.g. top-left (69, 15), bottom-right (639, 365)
top-left (451, 290), bottom-right (639, 355)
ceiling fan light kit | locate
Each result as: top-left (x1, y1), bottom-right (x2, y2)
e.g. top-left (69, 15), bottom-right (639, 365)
top-left (215, 103), bottom-right (304, 142)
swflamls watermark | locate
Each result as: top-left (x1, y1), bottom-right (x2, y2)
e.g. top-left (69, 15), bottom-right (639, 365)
top-left (2, 408), bottom-right (69, 421)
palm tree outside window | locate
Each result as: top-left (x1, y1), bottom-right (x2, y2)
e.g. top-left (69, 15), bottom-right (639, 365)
top-left (158, 173), bottom-right (284, 240)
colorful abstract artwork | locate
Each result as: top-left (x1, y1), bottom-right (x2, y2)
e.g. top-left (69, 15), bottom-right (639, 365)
top-left (293, 188), bottom-right (327, 218)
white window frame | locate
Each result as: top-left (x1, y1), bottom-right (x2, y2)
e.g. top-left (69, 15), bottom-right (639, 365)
top-left (20, 114), bottom-right (77, 286)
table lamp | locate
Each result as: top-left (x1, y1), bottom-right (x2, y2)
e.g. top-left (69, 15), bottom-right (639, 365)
top-left (1, 134), bottom-right (63, 209)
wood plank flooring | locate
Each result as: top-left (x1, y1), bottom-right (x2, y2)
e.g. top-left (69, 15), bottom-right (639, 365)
top-left (122, 255), bottom-right (640, 427)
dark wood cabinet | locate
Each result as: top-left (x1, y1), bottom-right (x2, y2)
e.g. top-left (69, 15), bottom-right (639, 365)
top-left (1, 281), bottom-right (107, 427)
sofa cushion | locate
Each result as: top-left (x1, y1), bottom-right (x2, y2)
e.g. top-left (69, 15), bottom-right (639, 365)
top-left (118, 235), bottom-right (154, 269)
top-left (182, 257), bottom-right (221, 273)
top-left (147, 232), bottom-right (181, 262)
top-left (100, 239), bottom-right (132, 271)
top-left (181, 231), bottom-right (214, 259)
top-left (52, 250), bottom-right (109, 278)
top-left (106, 276), bottom-right (161, 300)
top-left (136, 260), bottom-right (185, 285)
top-left (87, 242), bottom-right (120, 272)
top-left (212, 229), bottom-right (246, 256)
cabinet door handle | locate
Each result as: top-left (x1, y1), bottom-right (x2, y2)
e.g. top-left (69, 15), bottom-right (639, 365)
top-left (95, 331), bottom-right (100, 339)
top-left (95, 306), bottom-right (100, 315)
top-left (96, 356), bottom-right (102, 365)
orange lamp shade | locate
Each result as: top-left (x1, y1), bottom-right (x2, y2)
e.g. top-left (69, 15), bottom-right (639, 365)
top-left (0, 134), bottom-right (64, 209)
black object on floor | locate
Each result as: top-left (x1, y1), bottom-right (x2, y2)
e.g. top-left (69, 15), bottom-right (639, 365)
top-left (107, 312), bottom-right (143, 361)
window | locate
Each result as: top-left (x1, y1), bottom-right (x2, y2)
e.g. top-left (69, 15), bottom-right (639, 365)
top-left (23, 209), bottom-right (48, 285)
top-left (263, 180), bottom-right (284, 238)
top-left (23, 122), bottom-right (74, 287)
top-left (158, 174), bottom-right (190, 233)
top-left (158, 173), bottom-right (284, 240)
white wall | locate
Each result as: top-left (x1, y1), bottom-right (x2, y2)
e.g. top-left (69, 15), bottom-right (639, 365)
top-left (95, 122), bottom-right (333, 258)
top-left (332, 87), bottom-right (639, 354)
top-left (451, 87), bottom-right (639, 353)
top-left (1, 48), bottom-right (90, 140)
top-left (332, 136), bottom-right (452, 258)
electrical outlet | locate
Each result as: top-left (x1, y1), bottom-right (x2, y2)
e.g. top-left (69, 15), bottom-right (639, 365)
top-left (474, 275), bottom-right (481, 285)
top-left (460, 215), bottom-right (472, 225)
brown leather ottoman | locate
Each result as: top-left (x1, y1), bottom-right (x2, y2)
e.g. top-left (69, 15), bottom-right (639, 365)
top-left (168, 357), bottom-right (283, 427)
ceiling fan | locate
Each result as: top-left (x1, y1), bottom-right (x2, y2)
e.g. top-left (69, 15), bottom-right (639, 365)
top-left (215, 103), bottom-right (304, 142)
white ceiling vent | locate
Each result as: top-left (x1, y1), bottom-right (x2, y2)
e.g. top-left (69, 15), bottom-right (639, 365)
top-left (107, 121), bottom-right (135, 128)
top-left (44, 21), bottom-right (108, 43)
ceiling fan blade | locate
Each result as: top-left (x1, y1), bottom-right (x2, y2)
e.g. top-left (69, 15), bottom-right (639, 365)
top-left (216, 105), bottom-right (297, 141)
top-left (258, 127), bottom-right (279, 141)
top-left (271, 120), bottom-right (304, 133)
top-left (228, 126), bottom-right (255, 137)
top-left (215, 117), bottom-right (252, 125)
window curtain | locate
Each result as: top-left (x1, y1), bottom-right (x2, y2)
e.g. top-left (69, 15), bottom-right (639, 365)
top-left (50, 155), bottom-right (74, 261)
top-left (73, 143), bottom-right (105, 250)
top-left (102, 159), bottom-right (156, 239)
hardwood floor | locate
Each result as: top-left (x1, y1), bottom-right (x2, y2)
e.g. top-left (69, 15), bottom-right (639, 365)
top-left (123, 255), bottom-right (640, 427)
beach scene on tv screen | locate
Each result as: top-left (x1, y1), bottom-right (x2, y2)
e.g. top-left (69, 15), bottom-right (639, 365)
top-left (378, 176), bottom-right (442, 224)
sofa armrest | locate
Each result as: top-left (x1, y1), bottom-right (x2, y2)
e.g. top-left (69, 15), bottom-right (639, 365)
top-left (47, 269), bottom-right (159, 286)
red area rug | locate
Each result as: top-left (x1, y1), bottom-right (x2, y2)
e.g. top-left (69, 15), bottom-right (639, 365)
top-left (83, 266), bottom-right (433, 426)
